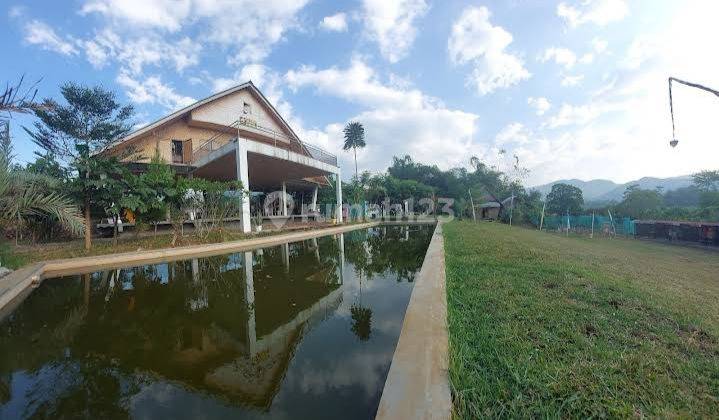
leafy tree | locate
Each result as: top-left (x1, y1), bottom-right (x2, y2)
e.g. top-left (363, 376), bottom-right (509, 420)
top-left (663, 185), bottom-right (701, 207)
top-left (343, 121), bottom-right (365, 181)
top-left (699, 191), bottom-right (719, 209)
top-left (135, 155), bottom-right (178, 235)
top-left (26, 151), bottom-right (69, 180)
top-left (693, 170), bottom-right (719, 192)
top-left (25, 83), bottom-right (134, 250)
top-left (615, 185), bottom-right (662, 219)
top-left (546, 183), bottom-right (584, 215)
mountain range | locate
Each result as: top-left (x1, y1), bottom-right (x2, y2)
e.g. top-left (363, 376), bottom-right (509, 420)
top-left (530, 175), bottom-right (695, 203)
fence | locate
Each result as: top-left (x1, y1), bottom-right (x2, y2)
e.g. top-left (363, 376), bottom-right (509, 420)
top-left (536, 215), bottom-right (636, 236)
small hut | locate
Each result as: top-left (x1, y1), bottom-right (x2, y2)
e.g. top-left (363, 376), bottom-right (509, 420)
top-left (476, 195), bottom-right (514, 220)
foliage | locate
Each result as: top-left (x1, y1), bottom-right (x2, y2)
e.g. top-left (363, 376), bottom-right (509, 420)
top-left (0, 141), bottom-right (84, 244)
top-left (663, 185), bottom-right (701, 207)
top-left (343, 121), bottom-right (366, 183)
top-left (692, 170), bottom-right (719, 192)
top-left (614, 185), bottom-right (663, 219)
top-left (25, 151), bottom-right (69, 180)
top-left (546, 183), bottom-right (584, 215)
top-left (180, 177), bottom-right (243, 239)
top-left (25, 82), bottom-right (135, 249)
top-left (1, 76), bottom-right (40, 116)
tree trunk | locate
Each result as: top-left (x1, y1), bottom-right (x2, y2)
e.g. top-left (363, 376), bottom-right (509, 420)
top-left (84, 196), bottom-right (92, 250)
top-left (354, 147), bottom-right (358, 181)
top-left (112, 215), bottom-right (118, 247)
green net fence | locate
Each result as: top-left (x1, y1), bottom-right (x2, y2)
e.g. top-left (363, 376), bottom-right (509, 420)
top-left (535, 215), bottom-right (636, 235)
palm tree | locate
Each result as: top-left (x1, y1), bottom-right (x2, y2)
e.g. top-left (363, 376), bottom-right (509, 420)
top-left (343, 122), bottom-right (366, 181)
top-left (0, 141), bottom-right (84, 244)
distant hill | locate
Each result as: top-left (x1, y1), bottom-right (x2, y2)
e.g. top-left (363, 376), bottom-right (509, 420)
top-left (531, 175), bottom-right (695, 203)
top-left (531, 179), bottom-right (618, 201)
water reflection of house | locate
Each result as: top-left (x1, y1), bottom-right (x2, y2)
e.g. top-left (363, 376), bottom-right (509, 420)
top-left (0, 235), bottom-right (346, 411)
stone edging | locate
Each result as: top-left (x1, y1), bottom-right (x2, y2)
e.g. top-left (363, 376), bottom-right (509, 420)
top-left (375, 222), bottom-right (451, 420)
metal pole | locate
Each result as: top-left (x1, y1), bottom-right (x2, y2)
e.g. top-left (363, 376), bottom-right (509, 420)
top-left (539, 201), bottom-right (546, 231)
top-left (590, 211), bottom-right (595, 238)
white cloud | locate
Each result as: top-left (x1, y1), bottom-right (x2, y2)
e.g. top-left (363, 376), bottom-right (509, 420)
top-left (495, 122), bottom-right (531, 146)
top-left (81, 0), bottom-right (310, 64)
top-left (320, 12), bottom-right (348, 32)
top-left (527, 97), bottom-right (551, 115)
top-left (285, 59), bottom-right (428, 110)
top-left (116, 72), bottom-right (195, 111)
top-left (362, 0), bottom-right (428, 63)
top-left (79, 30), bottom-right (200, 74)
top-left (545, 103), bottom-right (602, 128)
top-left (24, 20), bottom-right (77, 55)
top-left (540, 47), bottom-right (577, 69)
top-left (579, 53), bottom-right (594, 64)
top-left (561, 74), bottom-right (584, 87)
top-left (592, 37), bottom-right (608, 54)
top-left (448, 6), bottom-right (530, 95)
top-left (283, 59), bottom-right (478, 174)
top-left (557, 0), bottom-right (629, 27)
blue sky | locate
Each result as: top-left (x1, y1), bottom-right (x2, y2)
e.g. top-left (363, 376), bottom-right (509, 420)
top-left (2, 0), bottom-right (718, 186)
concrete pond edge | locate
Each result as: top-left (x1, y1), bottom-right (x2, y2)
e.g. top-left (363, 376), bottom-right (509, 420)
top-left (375, 222), bottom-right (451, 420)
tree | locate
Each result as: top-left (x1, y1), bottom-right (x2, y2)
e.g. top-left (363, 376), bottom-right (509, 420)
top-left (616, 185), bottom-right (662, 219)
top-left (693, 170), bottom-right (719, 192)
top-left (25, 83), bottom-right (134, 250)
top-left (546, 183), bottom-right (584, 215)
top-left (1, 76), bottom-right (40, 116)
top-left (134, 155), bottom-right (178, 236)
top-left (0, 138), bottom-right (84, 245)
top-left (343, 121), bottom-right (365, 181)
top-left (26, 151), bottom-right (69, 180)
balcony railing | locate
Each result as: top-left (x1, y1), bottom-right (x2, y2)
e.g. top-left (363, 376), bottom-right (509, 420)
top-left (191, 118), bottom-right (338, 167)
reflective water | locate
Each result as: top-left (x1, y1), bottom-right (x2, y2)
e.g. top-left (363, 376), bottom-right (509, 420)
top-left (0, 225), bottom-right (433, 419)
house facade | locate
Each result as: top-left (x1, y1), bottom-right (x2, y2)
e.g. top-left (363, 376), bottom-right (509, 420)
top-left (104, 82), bottom-right (343, 232)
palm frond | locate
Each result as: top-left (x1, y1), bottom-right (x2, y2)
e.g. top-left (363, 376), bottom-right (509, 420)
top-left (14, 186), bottom-right (85, 236)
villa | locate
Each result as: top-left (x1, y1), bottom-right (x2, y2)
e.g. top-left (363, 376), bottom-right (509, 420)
top-left (103, 81), bottom-right (343, 232)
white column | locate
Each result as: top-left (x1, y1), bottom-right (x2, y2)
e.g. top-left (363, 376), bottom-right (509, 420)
top-left (243, 251), bottom-right (257, 355)
top-left (311, 237), bottom-right (320, 263)
top-left (311, 185), bottom-right (318, 212)
top-left (235, 139), bottom-right (251, 233)
top-left (335, 172), bottom-right (343, 223)
top-left (281, 242), bottom-right (290, 273)
top-left (338, 233), bottom-right (345, 284)
top-left (281, 181), bottom-right (288, 217)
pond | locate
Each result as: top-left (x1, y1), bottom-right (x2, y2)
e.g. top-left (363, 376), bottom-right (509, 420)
top-left (0, 225), bottom-right (434, 419)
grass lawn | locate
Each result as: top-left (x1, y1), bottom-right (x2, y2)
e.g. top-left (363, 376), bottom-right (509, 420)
top-left (444, 221), bottom-right (719, 418)
top-left (5, 222), bottom-right (343, 268)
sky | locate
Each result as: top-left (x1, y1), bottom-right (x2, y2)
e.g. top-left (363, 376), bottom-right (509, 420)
top-left (2, 0), bottom-right (719, 186)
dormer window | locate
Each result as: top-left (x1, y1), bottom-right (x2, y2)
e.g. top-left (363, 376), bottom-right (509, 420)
top-left (243, 102), bottom-right (251, 115)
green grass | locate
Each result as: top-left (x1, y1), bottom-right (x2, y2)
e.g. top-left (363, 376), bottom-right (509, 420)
top-left (444, 221), bottom-right (719, 418)
top-left (8, 222), bottom-right (345, 267)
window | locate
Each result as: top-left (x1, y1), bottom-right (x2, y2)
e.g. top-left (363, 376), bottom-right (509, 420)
top-left (243, 102), bottom-right (251, 115)
top-left (171, 140), bottom-right (183, 163)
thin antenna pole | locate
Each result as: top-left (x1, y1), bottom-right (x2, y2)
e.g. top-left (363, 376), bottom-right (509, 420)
top-left (468, 189), bottom-right (476, 222)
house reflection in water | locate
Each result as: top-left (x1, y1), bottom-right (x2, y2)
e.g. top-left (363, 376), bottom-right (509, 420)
top-left (0, 225), bottom-right (432, 419)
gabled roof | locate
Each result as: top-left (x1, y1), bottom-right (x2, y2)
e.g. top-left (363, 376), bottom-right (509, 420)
top-left (107, 81), bottom-right (301, 151)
